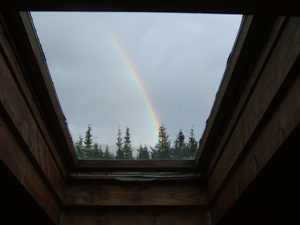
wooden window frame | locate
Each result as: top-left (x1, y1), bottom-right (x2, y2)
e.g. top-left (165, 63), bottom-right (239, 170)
top-left (1, 5), bottom-right (294, 173)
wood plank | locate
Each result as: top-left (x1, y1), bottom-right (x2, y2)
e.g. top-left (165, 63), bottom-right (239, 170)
top-left (0, 116), bottom-right (61, 224)
top-left (196, 16), bottom-right (279, 169)
top-left (76, 159), bottom-right (196, 172)
top-left (0, 45), bottom-right (65, 201)
top-left (64, 182), bottom-right (206, 206)
top-left (210, 65), bottom-right (300, 224)
top-left (67, 172), bottom-right (202, 181)
top-left (19, 12), bottom-right (78, 167)
top-left (1, 12), bottom-right (77, 170)
top-left (212, 124), bottom-right (300, 225)
top-left (207, 17), bottom-right (300, 203)
top-left (0, 0), bottom-right (300, 15)
top-left (62, 206), bottom-right (207, 225)
top-left (204, 17), bottom-right (286, 178)
top-left (0, 13), bottom-right (68, 177)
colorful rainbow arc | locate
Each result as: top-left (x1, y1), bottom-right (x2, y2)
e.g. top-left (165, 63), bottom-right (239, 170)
top-left (106, 32), bottom-right (161, 141)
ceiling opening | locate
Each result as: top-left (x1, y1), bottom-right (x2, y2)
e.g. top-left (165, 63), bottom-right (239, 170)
top-left (31, 12), bottom-right (242, 160)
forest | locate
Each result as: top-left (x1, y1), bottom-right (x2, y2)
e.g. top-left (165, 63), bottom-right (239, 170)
top-left (75, 124), bottom-right (198, 160)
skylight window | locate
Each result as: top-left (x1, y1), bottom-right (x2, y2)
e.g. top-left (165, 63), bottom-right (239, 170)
top-left (31, 12), bottom-right (242, 160)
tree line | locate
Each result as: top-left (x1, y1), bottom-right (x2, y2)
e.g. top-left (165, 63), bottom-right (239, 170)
top-left (75, 124), bottom-right (198, 160)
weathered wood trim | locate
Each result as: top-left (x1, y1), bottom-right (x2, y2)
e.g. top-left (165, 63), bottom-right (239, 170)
top-left (206, 17), bottom-right (300, 224)
top-left (210, 80), bottom-right (300, 224)
top-left (0, 0), bottom-right (300, 15)
top-left (0, 13), bottom-right (77, 202)
top-left (207, 16), bottom-right (300, 202)
top-left (1, 12), bottom-right (77, 170)
top-left (0, 13), bottom-right (67, 176)
top-left (67, 172), bottom-right (202, 181)
top-left (196, 16), bottom-right (279, 169)
top-left (204, 16), bottom-right (287, 180)
top-left (0, 51), bottom-right (66, 201)
top-left (64, 181), bottom-right (206, 206)
top-left (76, 159), bottom-right (196, 172)
top-left (0, 116), bottom-right (61, 224)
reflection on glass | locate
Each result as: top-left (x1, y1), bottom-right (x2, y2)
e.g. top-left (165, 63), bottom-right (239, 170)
top-left (31, 12), bottom-right (242, 160)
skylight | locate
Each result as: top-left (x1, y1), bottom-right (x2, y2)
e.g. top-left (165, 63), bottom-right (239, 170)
top-left (31, 12), bottom-right (242, 160)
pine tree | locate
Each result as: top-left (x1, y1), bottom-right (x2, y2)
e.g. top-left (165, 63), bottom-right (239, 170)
top-left (84, 124), bottom-right (93, 151)
top-left (173, 129), bottom-right (186, 159)
top-left (75, 135), bottom-right (85, 159)
top-left (151, 124), bottom-right (171, 159)
top-left (187, 129), bottom-right (198, 158)
top-left (115, 127), bottom-right (124, 159)
top-left (88, 143), bottom-right (103, 159)
top-left (175, 129), bottom-right (185, 149)
top-left (103, 145), bottom-right (114, 159)
top-left (123, 127), bottom-right (133, 159)
top-left (137, 144), bottom-right (150, 159)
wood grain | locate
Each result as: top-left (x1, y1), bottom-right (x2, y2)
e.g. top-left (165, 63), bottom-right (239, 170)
top-left (76, 159), bottom-right (196, 172)
top-left (207, 17), bottom-right (300, 203)
top-left (0, 15), bottom-right (68, 177)
top-left (0, 48), bottom-right (66, 201)
top-left (1, 12), bottom-right (77, 170)
top-left (204, 17), bottom-right (286, 178)
top-left (208, 18), bottom-right (300, 223)
top-left (0, 116), bottom-right (60, 224)
top-left (64, 182), bottom-right (206, 206)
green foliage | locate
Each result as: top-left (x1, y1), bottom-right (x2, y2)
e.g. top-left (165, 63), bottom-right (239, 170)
top-left (151, 125), bottom-right (172, 159)
top-left (188, 129), bottom-right (198, 158)
top-left (84, 124), bottom-right (93, 151)
top-left (171, 129), bottom-right (197, 159)
top-left (75, 135), bottom-right (85, 159)
top-left (85, 143), bottom-right (103, 159)
top-left (173, 130), bottom-right (187, 159)
top-left (115, 127), bottom-right (124, 159)
top-left (137, 144), bottom-right (150, 159)
top-left (103, 145), bottom-right (114, 159)
top-left (74, 124), bottom-right (198, 160)
top-left (123, 127), bottom-right (133, 159)
top-left (175, 129), bottom-right (185, 149)
top-left (75, 125), bottom-right (104, 159)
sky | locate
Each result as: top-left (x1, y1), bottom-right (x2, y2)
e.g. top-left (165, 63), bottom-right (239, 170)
top-left (31, 12), bottom-right (242, 152)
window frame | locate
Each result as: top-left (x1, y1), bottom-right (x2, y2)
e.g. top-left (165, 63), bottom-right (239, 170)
top-left (2, 11), bottom-right (281, 174)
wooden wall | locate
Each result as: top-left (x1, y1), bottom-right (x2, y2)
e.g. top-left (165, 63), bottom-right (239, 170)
top-left (203, 16), bottom-right (300, 224)
top-left (0, 12), bottom-right (74, 225)
top-left (63, 178), bottom-right (207, 225)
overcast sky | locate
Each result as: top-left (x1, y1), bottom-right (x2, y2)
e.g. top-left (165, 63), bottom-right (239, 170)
top-left (31, 12), bottom-right (242, 151)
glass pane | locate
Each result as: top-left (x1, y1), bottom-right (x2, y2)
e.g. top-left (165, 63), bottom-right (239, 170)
top-left (31, 12), bottom-right (242, 160)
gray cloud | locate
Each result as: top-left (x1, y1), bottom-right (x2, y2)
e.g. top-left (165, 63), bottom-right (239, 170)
top-left (31, 12), bottom-right (242, 148)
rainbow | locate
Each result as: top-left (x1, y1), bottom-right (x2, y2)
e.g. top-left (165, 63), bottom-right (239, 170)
top-left (105, 31), bottom-right (161, 140)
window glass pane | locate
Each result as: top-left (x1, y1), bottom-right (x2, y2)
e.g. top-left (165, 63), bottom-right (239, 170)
top-left (31, 12), bottom-right (242, 160)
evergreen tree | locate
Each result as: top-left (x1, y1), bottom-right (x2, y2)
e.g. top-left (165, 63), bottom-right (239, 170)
top-left (115, 127), bottom-right (124, 159)
top-left (123, 127), bottom-right (133, 159)
top-left (75, 125), bottom-right (104, 159)
top-left (97, 144), bottom-right (104, 158)
top-left (175, 129), bottom-right (185, 149)
top-left (84, 124), bottom-right (93, 151)
top-left (173, 129), bottom-right (186, 159)
top-left (74, 124), bottom-right (198, 160)
top-left (87, 143), bottom-right (103, 159)
top-left (75, 135), bottom-right (85, 159)
top-left (187, 129), bottom-right (198, 158)
top-left (103, 145), bottom-right (114, 159)
top-left (137, 144), bottom-right (150, 159)
top-left (151, 124), bottom-right (171, 159)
